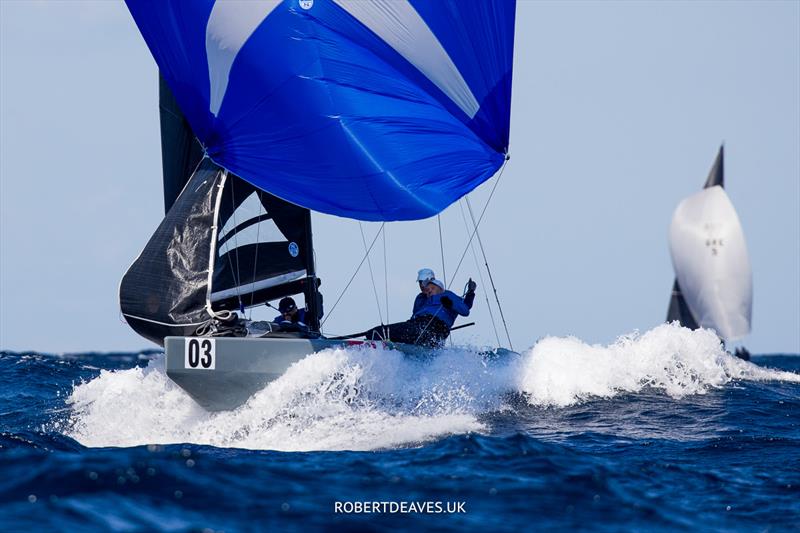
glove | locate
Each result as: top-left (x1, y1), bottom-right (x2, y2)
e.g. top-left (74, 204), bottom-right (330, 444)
top-left (466, 278), bottom-right (477, 294)
top-left (440, 296), bottom-right (453, 309)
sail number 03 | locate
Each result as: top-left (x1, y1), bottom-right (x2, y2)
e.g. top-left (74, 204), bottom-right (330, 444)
top-left (184, 338), bottom-right (216, 369)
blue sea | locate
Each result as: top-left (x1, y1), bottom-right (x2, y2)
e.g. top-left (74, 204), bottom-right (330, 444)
top-left (1, 324), bottom-right (798, 531)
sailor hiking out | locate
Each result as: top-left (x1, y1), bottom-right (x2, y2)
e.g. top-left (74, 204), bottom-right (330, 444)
top-left (363, 268), bottom-right (476, 347)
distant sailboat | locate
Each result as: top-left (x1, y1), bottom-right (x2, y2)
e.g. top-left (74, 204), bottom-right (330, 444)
top-left (667, 146), bottom-right (752, 358)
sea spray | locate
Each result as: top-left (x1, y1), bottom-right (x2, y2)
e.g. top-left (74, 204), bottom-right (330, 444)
top-left (518, 323), bottom-right (800, 407)
top-left (65, 323), bottom-right (799, 451)
top-left (66, 344), bottom-right (495, 451)
top-left (4, 346), bottom-right (799, 531)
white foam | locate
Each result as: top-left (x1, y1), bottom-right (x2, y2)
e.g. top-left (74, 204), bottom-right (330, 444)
top-left (518, 323), bottom-right (799, 407)
top-left (65, 323), bottom-right (799, 450)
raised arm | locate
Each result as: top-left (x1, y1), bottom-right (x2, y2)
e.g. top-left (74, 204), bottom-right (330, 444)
top-left (463, 278), bottom-right (477, 309)
top-left (442, 291), bottom-right (470, 317)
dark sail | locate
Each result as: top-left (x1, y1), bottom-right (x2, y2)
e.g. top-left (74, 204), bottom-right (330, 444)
top-left (121, 75), bottom-right (323, 345)
top-left (211, 175), bottom-right (312, 313)
top-left (666, 144), bottom-right (724, 328)
top-left (159, 72), bottom-right (315, 314)
top-left (121, 160), bottom-right (225, 345)
top-left (666, 279), bottom-right (699, 329)
top-left (159, 74), bottom-right (204, 213)
top-left (121, 158), bottom-right (319, 345)
top-left (703, 145), bottom-right (724, 189)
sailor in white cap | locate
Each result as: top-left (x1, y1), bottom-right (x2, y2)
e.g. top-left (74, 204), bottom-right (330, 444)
top-left (414, 268), bottom-right (436, 313)
top-left (363, 267), bottom-right (477, 347)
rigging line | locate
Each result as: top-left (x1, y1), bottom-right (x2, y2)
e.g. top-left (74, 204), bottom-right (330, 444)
top-left (383, 224), bottom-right (389, 326)
top-left (447, 158), bottom-right (509, 290)
top-left (223, 176), bottom-right (245, 313)
top-left (437, 214), bottom-right (452, 346)
top-left (359, 221), bottom-right (384, 325)
top-left (314, 247), bottom-right (323, 335)
top-left (440, 212), bottom-right (457, 347)
top-left (321, 222), bottom-right (385, 327)
top-left (415, 160), bottom-right (510, 348)
top-left (466, 196), bottom-right (513, 350)
top-left (205, 171), bottom-right (233, 321)
top-left (413, 306), bottom-right (445, 346)
top-left (459, 199), bottom-right (501, 348)
top-left (248, 189), bottom-right (264, 319)
top-left (437, 214), bottom-right (447, 287)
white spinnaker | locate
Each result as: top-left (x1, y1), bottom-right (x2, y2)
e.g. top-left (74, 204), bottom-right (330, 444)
top-left (669, 186), bottom-right (752, 341)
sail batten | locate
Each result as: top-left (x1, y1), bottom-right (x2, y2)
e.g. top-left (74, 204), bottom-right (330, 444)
top-left (210, 270), bottom-right (307, 303)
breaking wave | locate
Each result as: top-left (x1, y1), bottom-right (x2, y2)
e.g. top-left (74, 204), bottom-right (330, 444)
top-left (64, 323), bottom-right (799, 451)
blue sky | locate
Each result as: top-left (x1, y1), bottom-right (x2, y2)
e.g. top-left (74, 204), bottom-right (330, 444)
top-left (1, 1), bottom-right (798, 353)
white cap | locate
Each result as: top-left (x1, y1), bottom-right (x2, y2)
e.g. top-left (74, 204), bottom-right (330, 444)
top-left (429, 278), bottom-right (445, 290)
top-left (416, 268), bottom-right (435, 283)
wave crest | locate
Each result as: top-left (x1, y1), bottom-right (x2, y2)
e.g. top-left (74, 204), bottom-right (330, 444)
top-left (65, 323), bottom-right (798, 450)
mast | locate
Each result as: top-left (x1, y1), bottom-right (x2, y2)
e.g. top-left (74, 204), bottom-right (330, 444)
top-left (302, 210), bottom-right (320, 332)
top-left (159, 74), bottom-right (204, 213)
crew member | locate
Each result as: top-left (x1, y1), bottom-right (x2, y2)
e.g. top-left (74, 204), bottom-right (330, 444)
top-left (363, 270), bottom-right (476, 347)
top-left (273, 297), bottom-right (309, 327)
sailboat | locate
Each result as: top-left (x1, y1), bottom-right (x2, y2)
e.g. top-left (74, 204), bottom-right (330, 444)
top-left (667, 146), bottom-right (752, 358)
top-left (120, 0), bottom-right (517, 410)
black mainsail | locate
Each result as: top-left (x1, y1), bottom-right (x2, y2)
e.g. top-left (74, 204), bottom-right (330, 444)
top-left (158, 74), bottom-right (204, 213)
top-left (211, 175), bottom-right (314, 313)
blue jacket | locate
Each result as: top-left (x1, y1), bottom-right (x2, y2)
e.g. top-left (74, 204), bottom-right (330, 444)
top-left (274, 308), bottom-right (309, 325)
top-left (412, 290), bottom-right (472, 328)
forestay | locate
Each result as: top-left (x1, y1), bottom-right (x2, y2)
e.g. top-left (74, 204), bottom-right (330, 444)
top-left (125, 0), bottom-right (516, 221)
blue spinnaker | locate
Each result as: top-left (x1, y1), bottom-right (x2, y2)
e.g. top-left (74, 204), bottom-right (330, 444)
top-left (126, 0), bottom-right (515, 221)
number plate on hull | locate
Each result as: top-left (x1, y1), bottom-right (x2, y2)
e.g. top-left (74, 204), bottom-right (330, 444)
top-left (184, 338), bottom-right (216, 369)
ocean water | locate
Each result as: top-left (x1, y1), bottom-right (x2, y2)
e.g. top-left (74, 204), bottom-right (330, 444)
top-left (1, 323), bottom-right (798, 531)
